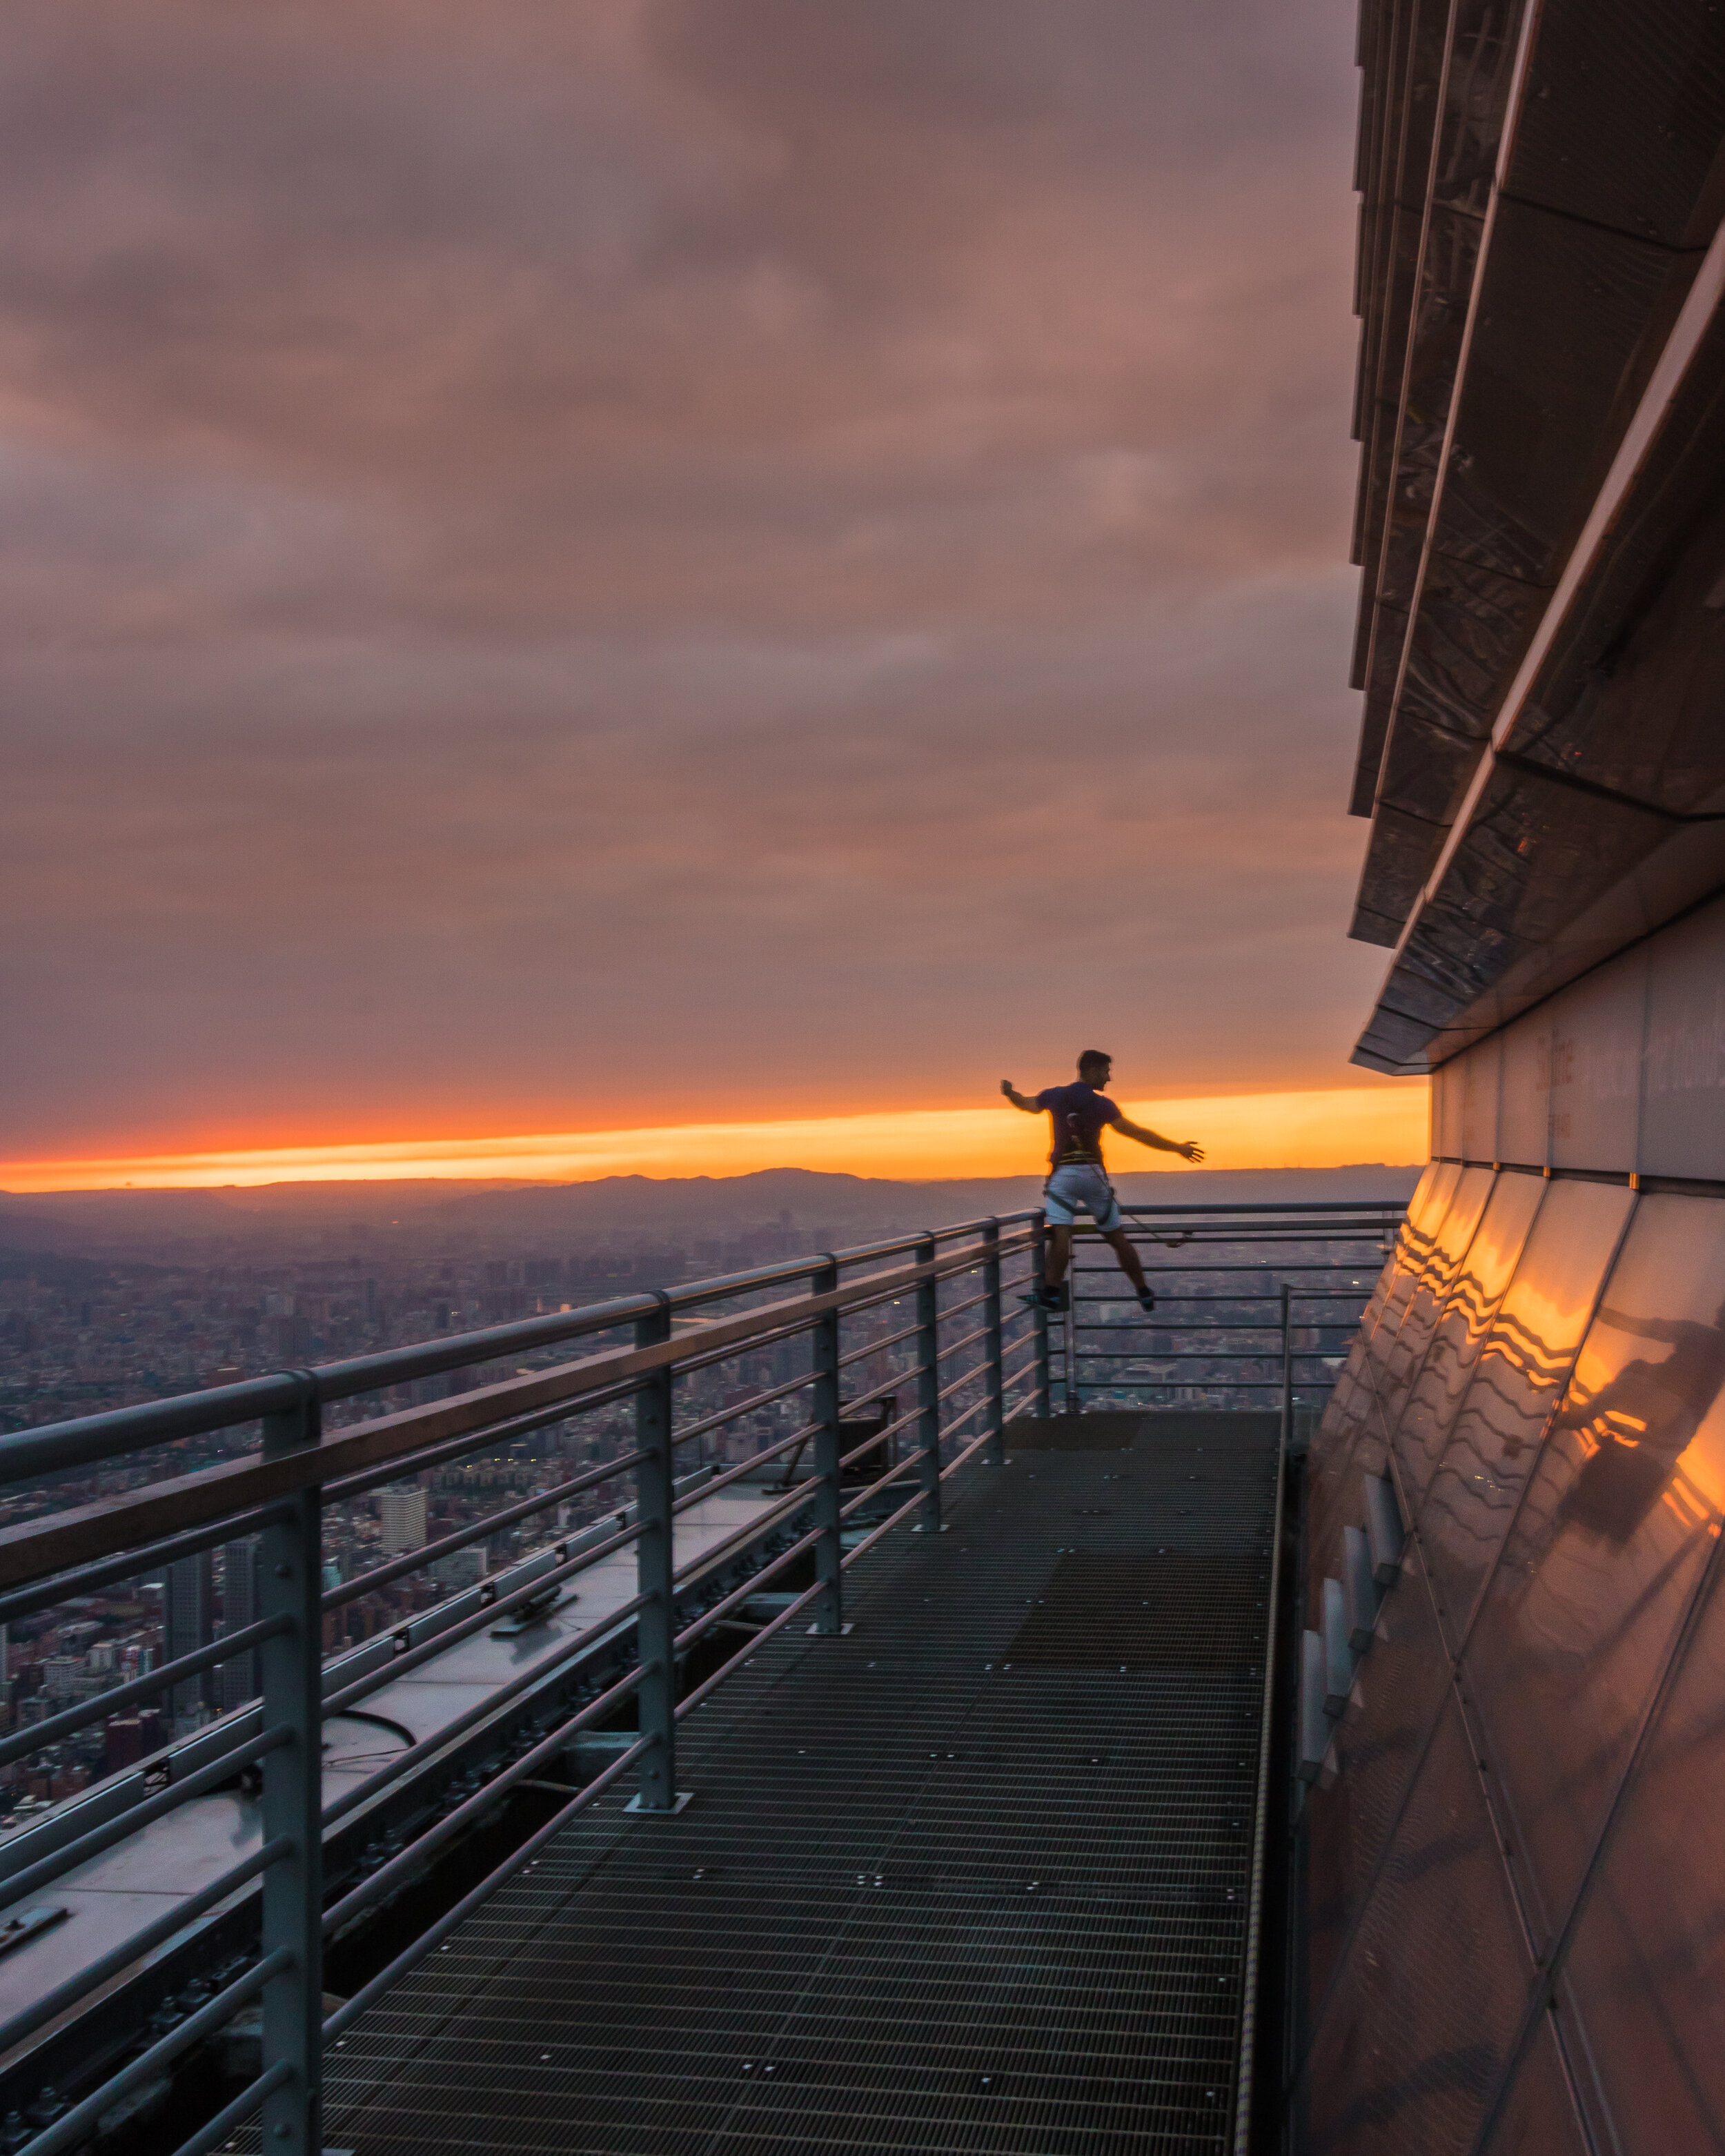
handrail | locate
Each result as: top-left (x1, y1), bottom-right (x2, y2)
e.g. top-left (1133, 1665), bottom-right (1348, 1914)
top-left (0, 1229), bottom-right (1030, 1590)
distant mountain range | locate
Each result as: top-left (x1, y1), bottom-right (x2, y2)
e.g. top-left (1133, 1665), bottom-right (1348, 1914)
top-left (0, 1163), bottom-right (1422, 1258)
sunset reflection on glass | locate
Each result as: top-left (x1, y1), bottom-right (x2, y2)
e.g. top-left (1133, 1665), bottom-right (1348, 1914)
top-left (1418, 1178), bottom-right (1635, 1652)
top-left (1463, 1197), bottom-right (1725, 1948)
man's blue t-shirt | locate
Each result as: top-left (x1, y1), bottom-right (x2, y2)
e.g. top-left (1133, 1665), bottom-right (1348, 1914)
top-left (1035, 1082), bottom-right (1123, 1167)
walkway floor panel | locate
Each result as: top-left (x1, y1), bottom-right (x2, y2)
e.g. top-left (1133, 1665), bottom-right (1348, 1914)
top-left (315, 1414), bottom-right (1278, 2156)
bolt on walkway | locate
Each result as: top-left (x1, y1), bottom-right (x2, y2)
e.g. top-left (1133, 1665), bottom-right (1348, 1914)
top-left (309, 1411), bottom-right (1281, 2156)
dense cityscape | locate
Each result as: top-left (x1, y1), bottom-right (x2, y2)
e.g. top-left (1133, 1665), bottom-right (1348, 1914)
top-left (0, 1166), bottom-right (1411, 1828)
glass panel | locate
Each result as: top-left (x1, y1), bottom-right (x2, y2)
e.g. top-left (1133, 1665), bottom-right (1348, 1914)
top-left (1303, 1692), bottom-right (1535, 2156)
top-left (1478, 2012), bottom-right (1588, 2156)
top-left (1562, 1559), bottom-right (1725, 2154)
top-left (1462, 1195), bottom-right (1725, 1948)
top-left (1394, 1173), bottom-right (1546, 1519)
top-left (1376, 1167), bottom-right (1497, 1436)
top-left (1305, 1556), bottom-right (1452, 2012)
top-left (1420, 1179), bottom-right (1636, 1650)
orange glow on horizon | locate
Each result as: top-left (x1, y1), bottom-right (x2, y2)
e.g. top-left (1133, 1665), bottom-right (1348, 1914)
top-left (0, 1085), bottom-right (1429, 1194)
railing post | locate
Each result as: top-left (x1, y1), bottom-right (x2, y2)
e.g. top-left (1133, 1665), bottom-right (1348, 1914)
top-left (809, 1258), bottom-right (845, 1633)
top-left (982, 1218), bottom-right (1006, 1465)
top-left (257, 1372), bottom-right (324, 2156)
top-left (912, 1233), bottom-right (943, 1531)
top-left (1032, 1215), bottom-right (1053, 1418)
top-left (629, 1293), bottom-right (685, 1813)
top-left (1281, 1281), bottom-right (1294, 1454)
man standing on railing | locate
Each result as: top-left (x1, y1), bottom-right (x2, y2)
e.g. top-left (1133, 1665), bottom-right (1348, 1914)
top-left (1000, 1051), bottom-right (1204, 1313)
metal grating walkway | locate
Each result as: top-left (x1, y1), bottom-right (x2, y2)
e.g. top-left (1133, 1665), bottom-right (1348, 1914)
top-left (313, 1412), bottom-right (1279, 2156)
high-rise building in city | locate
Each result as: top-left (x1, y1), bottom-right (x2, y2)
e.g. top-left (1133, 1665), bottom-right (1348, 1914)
top-left (377, 1486), bottom-right (427, 1556)
top-left (217, 1537), bottom-right (259, 1714)
top-left (162, 1552), bottom-right (213, 1726)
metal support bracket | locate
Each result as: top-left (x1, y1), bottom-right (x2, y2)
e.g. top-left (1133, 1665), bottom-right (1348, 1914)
top-left (258, 1371), bottom-right (325, 2156)
top-left (631, 1296), bottom-right (685, 1812)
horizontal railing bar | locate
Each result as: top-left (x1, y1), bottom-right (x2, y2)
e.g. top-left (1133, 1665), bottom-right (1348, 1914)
top-left (839, 1424), bottom-right (898, 1470)
top-left (843, 1394), bottom-right (927, 1456)
top-left (671, 1526), bottom-right (826, 1656)
top-left (0, 1724), bottom-right (290, 1906)
top-left (831, 1366), bottom-right (924, 1423)
top-left (0, 1241), bottom-right (1019, 1592)
top-left (940, 1420), bottom-right (1000, 1481)
top-left (170, 2061), bottom-right (293, 2156)
top-left (0, 1232), bottom-right (1032, 1509)
top-left (322, 1592), bottom-right (651, 1828)
top-left (323, 1665), bottom-right (651, 1934)
top-left (840, 1484), bottom-right (929, 1567)
top-left (0, 1504), bottom-right (297, 1632)
top-left (0, 1613), bottom-right (291, 1771)
top-left (324, 1375), bottom-right (652, 1503)
top-left (0, 1834), bottom-right (291, 2061)
top-left (1114, 1200), bottom-right (1406, 1214)
top-left (673, 1579), bottom-right (829, 1722)
top-left (671, 1369), bottom-right (816, 1446)
top-left (934, 1322), bottom-right (989, 1361)
top-left (837, 1321), bottom-right (919, 1367)
top-left (936, 1288), bottom-right (991, 1323)
top-left (1070, 1322), bottom-right (1359, 1334)
top-left (326, 1450), bottom-right (651, 1613)
top-left (839, 1449), bottom-right (933, 1522)
top-left (1070, 1381), bottom-right (1302, 1392)
top-left (671, 1422), bottom-right (818, 1505)
top-left (1067, 1352), bottom-right (1349, 1363)
top-left (934, 1392), bottom-right (992, 1443)
top-left (26, 1948), bottom-right (293, 2156)
top-left (932, 1363), bottom-right (985, 1409)
top-left (669, 1482), bottom-right (818, 1594)
top-left (323, 1734), bottom-right (654, 2043)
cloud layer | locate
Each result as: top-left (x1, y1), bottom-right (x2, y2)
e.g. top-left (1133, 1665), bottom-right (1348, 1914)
top-left (2, 0), bottom-right (1404, 1158)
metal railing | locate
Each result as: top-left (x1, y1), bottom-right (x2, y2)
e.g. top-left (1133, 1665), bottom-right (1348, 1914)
top-left (0, 1215), bottom-right (1045, 2155)
top-left (0, 1192), bottom-right (1406, 2153)
top-left (1045, 1198), bottom-right (1403, 1419)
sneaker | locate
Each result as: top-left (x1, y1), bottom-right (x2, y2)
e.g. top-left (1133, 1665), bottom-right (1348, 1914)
top-left (1137, 1290), bottom-right (1157, 1314)
top-left (1020, 1283), bottom-right (1070, 1314)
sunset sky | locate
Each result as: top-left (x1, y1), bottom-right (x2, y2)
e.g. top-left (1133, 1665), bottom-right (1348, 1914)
top-left (3, 0), bottom-right (1421, 1185)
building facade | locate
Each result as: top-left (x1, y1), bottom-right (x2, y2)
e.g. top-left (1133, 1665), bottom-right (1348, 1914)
top-left (1300, 3), bottom-right (1725, 2149)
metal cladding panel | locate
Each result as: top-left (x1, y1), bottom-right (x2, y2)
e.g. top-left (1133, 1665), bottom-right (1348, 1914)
top-left (1546, 951), bottom-right (1647, 1175)
top-left (1376, 1165), bottom-right (1497, 1437)
top-left (1561, 1549), bottom-right (1725, 2153)
top-left (1477, 2010), bottom-right (1590, 2156)
top-left (1642, 894), bottom-right (1725, 1182)
top-left (1301, 1692), bottom-right (1535, 2155)
top-left (1419, 1178), bottom-right (1635, 1650)
top-left (1302, 1546), bottom-right (1451, 2017)
top-left (1459, 1194), bottom-right (1725, 1951)
top-left (1509, 0), bottom-right (1725, 246)
top-left (1497, 1006), bottom-right (1550, 1167)
top-left (1393, 1169), bottom-right (1545, 1514)
top-left (1307, 1167), bottom-right (1459, 1616)
top-left (1431, 1055), bottom-right (1465, 1156)
top-left (1460, 1036), bottom-right (1501, 1162)
top-left (1439, 197), bottom-right (1687, 587)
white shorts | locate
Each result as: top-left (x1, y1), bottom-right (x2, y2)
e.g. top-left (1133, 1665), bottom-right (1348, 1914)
top-left (1043, 1163), bottom-right (1123, 1234)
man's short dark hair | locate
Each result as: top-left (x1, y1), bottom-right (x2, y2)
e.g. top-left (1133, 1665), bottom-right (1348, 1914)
top-left (1077, 1049), bottom-right (1111, 1076)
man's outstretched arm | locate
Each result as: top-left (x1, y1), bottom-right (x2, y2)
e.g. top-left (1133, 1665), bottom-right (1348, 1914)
top-left (1000, 1080), bottom-right (1041, 1114)
top-left (1116, 1116), bottom-right (1205, 1164)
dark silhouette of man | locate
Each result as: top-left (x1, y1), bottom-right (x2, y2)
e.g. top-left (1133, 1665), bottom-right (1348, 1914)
top-left (1001, 1051), bottom-right (1204, 1313)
